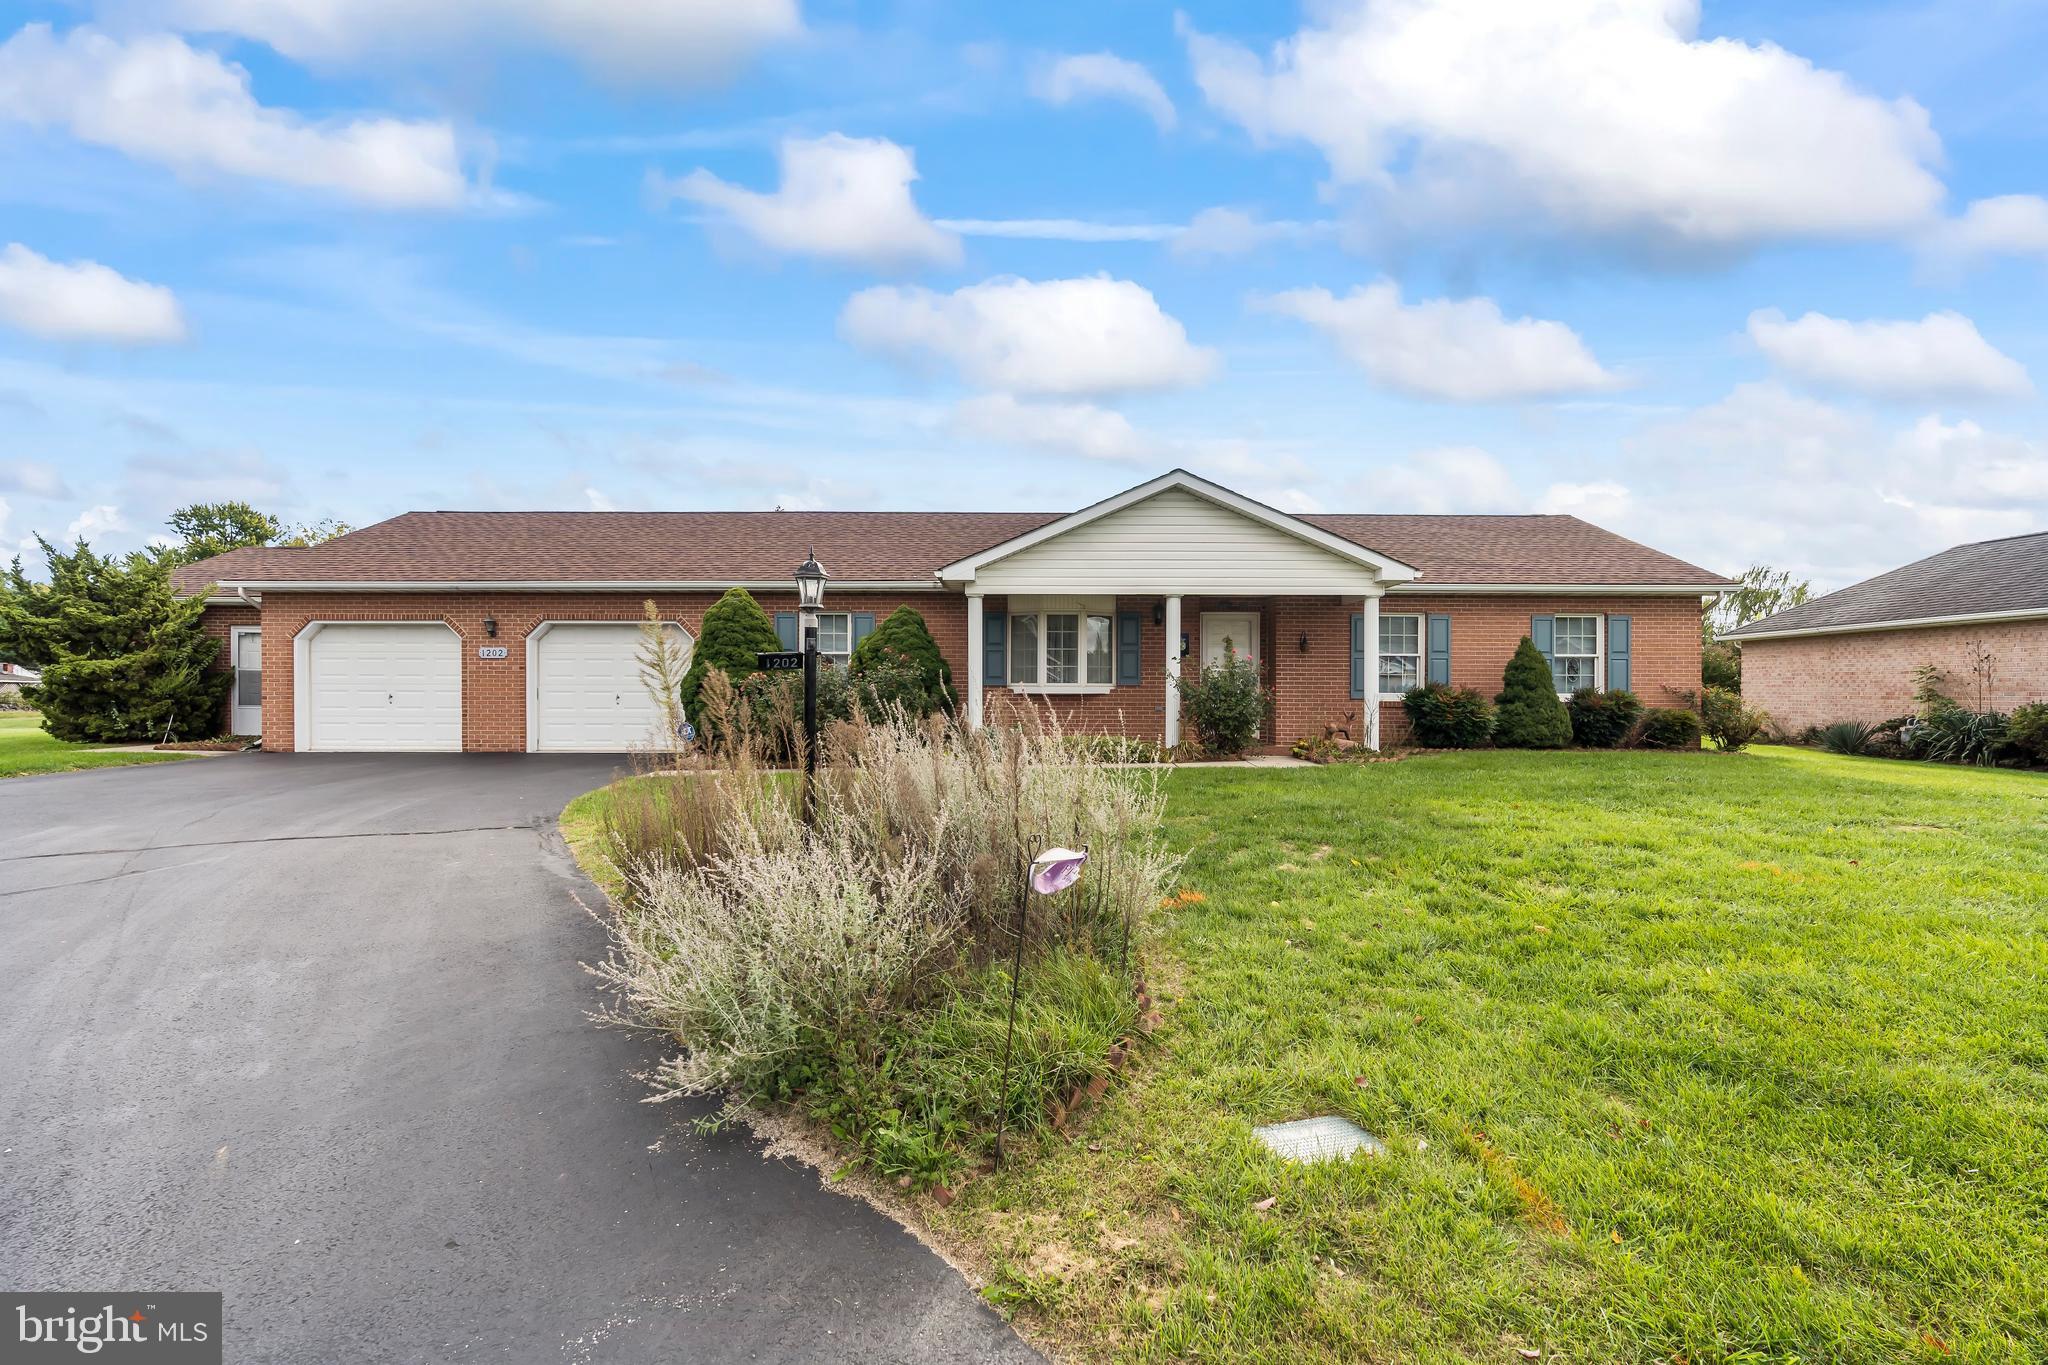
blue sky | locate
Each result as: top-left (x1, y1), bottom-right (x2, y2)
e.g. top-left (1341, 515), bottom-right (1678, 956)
top-left (2, 0), bottom-right (2046, 590)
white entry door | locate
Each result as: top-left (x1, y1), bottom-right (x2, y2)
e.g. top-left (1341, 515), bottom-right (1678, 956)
top-left (532, 623), bottom-right (692, 752)
top-left (230, 627), bottom-right (262, 735)
top-left (304, 624), bottom-right (461, 751)
top-left (1200, 612), bottom-right (1261, 670)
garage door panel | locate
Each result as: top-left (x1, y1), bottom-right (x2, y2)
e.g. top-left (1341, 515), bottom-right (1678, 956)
top-left (534, 623), bottom-right (689, 752)
top-left (306, 625), bottom-right (461, 752)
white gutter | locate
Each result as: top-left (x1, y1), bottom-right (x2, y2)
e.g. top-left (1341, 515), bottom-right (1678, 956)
top-left (219, 578), bottom-right (946, 593)
top-left (1385, 582), bottom-right (1730, 595)
top-left (1730, 605), bottom-right (2048, 641)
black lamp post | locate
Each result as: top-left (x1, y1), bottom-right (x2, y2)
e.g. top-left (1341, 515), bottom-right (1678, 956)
top-left (794, 548), bottom-right (828, 823)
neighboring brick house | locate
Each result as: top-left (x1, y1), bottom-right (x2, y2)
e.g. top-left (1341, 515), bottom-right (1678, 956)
top-left (167, 470), bottom-right (1730, 753)
top-left (1728, 530), bottom-right (2048, 731)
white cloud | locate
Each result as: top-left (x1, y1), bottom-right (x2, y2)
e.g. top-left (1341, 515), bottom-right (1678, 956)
top-left (1257, 280), bottom-right (1622, 402)
top-left (1928, 194), bottom-right (2048, 263)
top-left (0, 244), bottom-right (185, 344)
top-left (937, 219), bottom-right (1177, 243)
top-left (0, 25), bottom-right (474, 209)
top-left (1370, 446), bottom-right (1525, 512)
top-left (657, 134), bottom-right (961, 271)
top-left (950, 394), bottom-right (1153, 464)
top-left (1184, 0), bottom-right (1944, 250)
top-left (126, 0), bottom-right (801, 86)
top-left (0, 459), bottom-right (70, 498)
top-left (1891, 416), bottom-right (2048, 505)
top-left (1033, 53), bottom-right (1177, 131)
top-left (1169, 208), bottom-right (1332, 259)
top-left (64, 504), bottom-right (126, 545)
top-left (1536, 480), bottom-right (1633, 523)
top-left (840, 275), bottom-right (1219, 397)
top-left (1747, 308), bottom-right (2032, 399)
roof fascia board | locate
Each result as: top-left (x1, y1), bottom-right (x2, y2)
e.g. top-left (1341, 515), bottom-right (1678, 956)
top-left (936, 469), bottom-right (1422, 585)
top-left (1388, 582), bottom-right (1729, 595)
top-left (1730, 605), bottom-right (2048, 641)
top-left (217, 578), bottom-right (944, 593)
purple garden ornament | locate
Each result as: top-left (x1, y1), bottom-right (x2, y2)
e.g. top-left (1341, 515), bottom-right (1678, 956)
top-left (1030, 847), bottom-right (1088, 895)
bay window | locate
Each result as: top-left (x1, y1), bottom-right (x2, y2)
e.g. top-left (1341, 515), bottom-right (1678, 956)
top-left (1551, 615), bottom-right (1601, 693)
top-left (1008, 609), bottom-right (1113, 691)
top-left (1379, 613), bottom-right (1421, 694)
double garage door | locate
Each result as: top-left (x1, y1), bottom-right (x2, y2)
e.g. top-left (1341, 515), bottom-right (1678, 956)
top-left (300, 621), bottom-right (689, 752)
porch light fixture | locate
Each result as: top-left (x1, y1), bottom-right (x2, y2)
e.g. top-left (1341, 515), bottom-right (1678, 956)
top-left (794, 548), bottom-right (828, 609)
top-left (1298, 631), bottom-right (1310, 653)
top-left (1152, 600), bottom-right (1165, 626)
top-left (483, 617), bottom-right (498, 638)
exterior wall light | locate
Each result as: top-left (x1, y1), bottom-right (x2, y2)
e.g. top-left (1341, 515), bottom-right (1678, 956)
top-left (483, 617), bottom-right (498, 638)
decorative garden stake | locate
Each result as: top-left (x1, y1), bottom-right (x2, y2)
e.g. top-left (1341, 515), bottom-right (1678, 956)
top-left (994, 846), bottom-right (1089, 1167)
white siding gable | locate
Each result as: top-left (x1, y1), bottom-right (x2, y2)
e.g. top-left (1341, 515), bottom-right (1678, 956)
top-left (972, 487), bottom-right (1381, 595)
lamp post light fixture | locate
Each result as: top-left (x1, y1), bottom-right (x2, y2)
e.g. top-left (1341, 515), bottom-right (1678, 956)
top-left (794, 548), bottom-right (828, 823)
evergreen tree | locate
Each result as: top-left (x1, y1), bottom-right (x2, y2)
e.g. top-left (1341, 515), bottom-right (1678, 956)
top-left (848, 605), bottom-right (956, 713)
top-left (679, 587), bottom-right (783, 724)
top-left (0, 538), bottom-right (230, 742)
top-left (1493, 636), bottom-right (1572, 749)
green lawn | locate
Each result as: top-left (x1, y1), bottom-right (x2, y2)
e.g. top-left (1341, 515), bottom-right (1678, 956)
top-left (0, 711), bottom-right (192, 778)
top-left (940, 747), bottom-right (2048, 1363)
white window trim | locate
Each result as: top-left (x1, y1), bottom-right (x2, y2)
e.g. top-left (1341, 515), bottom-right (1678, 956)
top-left (1007, 609), bottom-right (1116, 695)
top-left (1552, 613), bottom-right (1604, 699)
top-left (1375, 611), bottom-right (1423, 701)
top-left (811, 611), bottom-right (854, 664)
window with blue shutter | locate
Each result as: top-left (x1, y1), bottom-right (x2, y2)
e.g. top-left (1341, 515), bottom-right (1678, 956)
top-left (774, 612), bottom-right (797, 650)
top-left (1530, 614), bottom-right (1554, 673)
top-left (1426, 614), bottom-right (1452, 685)
top-left (1117, 612), bottom-right (1142, 686)
top-left (851, 613), bottom-right (876, 651)
top-left (983, 611), bottom-right (1006, 687)
top-left (1349, 614), bottom-right (1365, 699)
top-left (1606, 614), bottom-right (1632, 692)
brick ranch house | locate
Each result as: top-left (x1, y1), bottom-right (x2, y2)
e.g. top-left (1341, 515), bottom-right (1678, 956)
top-left (1728, 529), bottom-right (2048, 732)
top-left (170, 471), bottom-right (1731, 754)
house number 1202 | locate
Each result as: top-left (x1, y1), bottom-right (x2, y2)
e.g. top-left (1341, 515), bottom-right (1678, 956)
top-left (477, 646), bottom-right (509, 660)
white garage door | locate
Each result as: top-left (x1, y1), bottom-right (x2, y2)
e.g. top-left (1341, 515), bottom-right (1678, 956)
top-left (532, 623), bottom-right (691, 752)
top-left (305, 624), bottom-right (461, 752)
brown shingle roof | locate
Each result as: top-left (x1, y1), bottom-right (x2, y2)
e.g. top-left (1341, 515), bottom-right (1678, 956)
top-left (174, 506), bottom-right (1729, 590)
top-left (167, 544), bottom-right (312, 596)
top-left (1726, 530), bottom-right (2048, 637)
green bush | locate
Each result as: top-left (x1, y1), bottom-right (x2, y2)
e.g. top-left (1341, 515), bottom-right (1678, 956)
top-left (1818, 720), bottom-right (1879, 756)
top-left (1916, 706), bottom-right (2009, 767)
top-left (1701, 641), bottom-right (1741, 692)
top-left (1567, 687), bottom-right (1643, 748)
top-left (1400, 682), bottom-right (1494, 748)
top-left (2005, 702), bottom-right (2048, 768)
top-left (1492, 637), bottom-right (1571, 749)
top-left (1631, 708), bottom-right (1703, 749)
top-left (849, 606), bottom-right (955, 714)
top-left (680, 587), bottom-right (782, 727)
top-left (1700, 685), bottom-right (1770, 751)
top-left (1175, 645), bottom-right (1268, 755)
top-left (848, 645), bottom-right (942, 720)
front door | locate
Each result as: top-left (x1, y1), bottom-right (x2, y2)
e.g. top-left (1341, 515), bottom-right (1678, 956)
top-left (1200, 612), bottom-right (1260, 671)
top-left (231, 627), bottom-right (262, 736)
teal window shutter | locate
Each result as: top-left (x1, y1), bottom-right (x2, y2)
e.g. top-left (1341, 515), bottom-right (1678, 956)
top-left (1607, 614), bottom-right (1631, 692)
top-left (984, 612), bottom-right (1006, 686)
top-left (1530, 614), bottom-right (1556, 691)
top-left (1117, 612), bottom-right (1142, 686)
top-left (1349, 613), bottom-right (1365, 699)
top-left (774, 612), bottom-right (797, 650)
top-left (1426, 614), bottom-right (1451, 686)
top-left (851, 613), bottom-right (877, 649)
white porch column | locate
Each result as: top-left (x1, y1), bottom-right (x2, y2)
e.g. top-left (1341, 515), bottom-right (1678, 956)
top-left (1362, 592), bottom-right (1381, 751)
top-left (965, 593), bottom-right (985, 729)
top-left (1163, 594), bottom-right (1183, 749)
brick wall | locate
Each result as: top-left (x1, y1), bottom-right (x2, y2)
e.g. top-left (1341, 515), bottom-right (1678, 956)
top-left (257, 590), bottom-right (965, 752)
top-left (1741, 618), bottom-right (2048, 732)
top-left (197, 601), bottom-right (260, 737)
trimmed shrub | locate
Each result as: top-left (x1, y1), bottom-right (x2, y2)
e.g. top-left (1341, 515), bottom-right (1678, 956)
top-left (1401, 682), bottom-right (1494, 748)
top-left (680, 587), bottom-right (782, 726)
top-left (2005, 701), bottom-right (2048, 768)
top-left (1700, 685), bottom-right (1770, 751)
top-left (1567, 687), bottom-right (1642, 748)
top-left (849, 606), bottom-right (955, 714)
top-left (848, 645), bottom-right (942, 720)
top-left (1176, 645), bottom-right (1269, 756)
top-left (1818, 720), bottom-right (1879, 756)
top-left (1493, 637), bottom-right (1571, 749)
top-left (1630, 708), bottom-right (1703, 750)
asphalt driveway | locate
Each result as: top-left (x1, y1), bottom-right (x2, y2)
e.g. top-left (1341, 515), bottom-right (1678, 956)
top-left (0, 754), bottom-right (1035, 1364)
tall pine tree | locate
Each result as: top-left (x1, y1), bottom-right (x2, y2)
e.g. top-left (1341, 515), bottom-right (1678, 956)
top-left (0, 539), bottom-right (229, 742)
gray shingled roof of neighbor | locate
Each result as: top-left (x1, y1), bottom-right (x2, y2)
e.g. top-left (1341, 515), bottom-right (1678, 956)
top-left (1728, 530), bottom-right (2048, 638)
top-left (168, 508), bottom-right (1730, 591)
